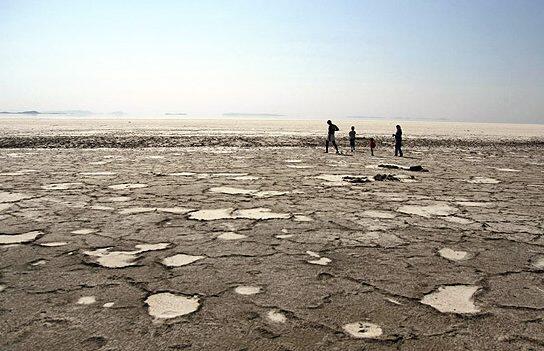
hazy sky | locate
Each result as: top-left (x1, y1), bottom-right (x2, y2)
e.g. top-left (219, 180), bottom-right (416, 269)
top-left (1, 0), bottom-right (543, 123)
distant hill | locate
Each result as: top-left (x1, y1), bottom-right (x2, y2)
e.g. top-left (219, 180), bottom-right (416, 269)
top-left (165, 113), bottom-right (187, 116)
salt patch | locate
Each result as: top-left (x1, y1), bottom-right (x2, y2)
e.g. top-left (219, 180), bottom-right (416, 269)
top-left (306, 251), bottom-right (321, 258)
top-left (443, 216), bottom-right (474, 224)
top-left (308, 257), bottom-right (332, 266)
top-left (168, 172), bottom-right (196, 176)
top-left (294, 215), bottom-right (313, 222)
top-left (135, 243), bottom-right (170, 252)
top-left (108, 183), bottom-right (148, 190)
top-left (494, 168), bottom-right (520, 172)
top-left (276, 234), bottom-right (294, 239)
top-left (0, 204), bottom-right (13, 212)
top-left (456, 201), bottom-right (491, 207)
top-left (145, 292), bottom-right (199, 319)
top-left (232, 175), bottom-right (260, 180)
top-left (397, 204), bottom-right (458, 218)
top-left (234, 208), bottom-right (290, 220)
top-left (90, 205), bottom-right (114, 211)
top-left (306, 251), bottom-right (332, 265)
top-left (84, 248), bottom-right (138, 268)
top-left (40, 241), bottom-right (68, 247)
top-left (71, 229), bottom-right (97, 235)
top-left (0, 231), bottom-right (42, 245)
top-left (421, 285), bottom-right (480, 314)
top-left (287, 165), bottom-right (312, 169)
top-left (162, 254), bottom-right (205, 267)
top-left (235, 286), bottom-right (262, 295)
top-left (438, 248), bottom-right (470, 261)
top-left (104, 196), bottom-right (131, 202)
top-left (266, 310), bottom-right (287, 323)
top-left (211, 173), bottom-right (248, 177)
top-left (189, 208), bottom-right (234, 221)
top-left (41, 183), bottom-right (83, 190)
top-left (80, 172), bottom-right (116, 176)
top-left (361, 210), bottom-right (396, 219)
top-left (0, 284), bottom-right (5, 292)
top-left (31, 259), bottom-right (47, 266)
top-left (0, 191), bottom-right (32, 203)
top-left (253, 191), bottom-right (288, 198)
top-left (343, 322), bottom-right (383, 339)
top-left (103, 302), bottom-right (115, 308)
top-left (386, 298), bottom-right (402, 305)
top-left (532, 257), bottom-right (544, 269)
top-left (217, 232), bottom-right (247, 240)
top-left (77, 296), bottom-right (96, 305)
top-left (188, 207), bottom-right (290, 221)
top-left (118, 207), bottom-right (156, 215)
top-left (285, 159), bottom-right (302, 163)
top-left (209, 187), bottom-right (257, 195)
top-left (157, 207), bottom-right (194, 214)
top-left (467, 177), bottom-right (500, 184)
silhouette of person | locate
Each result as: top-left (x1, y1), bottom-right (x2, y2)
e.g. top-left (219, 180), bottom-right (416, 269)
top-left (393, 125), bottom-right (403, 157)
top-left (326, 120), bottom-right (339, 154)
top-left (349, 126), bottom-right (356, 152)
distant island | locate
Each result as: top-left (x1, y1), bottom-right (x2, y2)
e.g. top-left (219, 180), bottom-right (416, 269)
top-left (0, 110), bottom-right (94, 116)
top-left (223, 113), bottom-right (285, 117)
top-left (0, 110), bottom-right (41, 115)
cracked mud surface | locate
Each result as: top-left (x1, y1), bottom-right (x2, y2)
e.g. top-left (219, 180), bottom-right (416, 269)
top-left (1, 144), bottom-right (544, 350)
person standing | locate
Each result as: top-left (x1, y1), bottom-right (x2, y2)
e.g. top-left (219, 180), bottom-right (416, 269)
top-left (348, 126), bottom-right (357, 152)
top-left (393, 125), bottom-right (403, 157)
top-left (326, 120), bottom-right (339, 154)
top-left (369, 137), bottom-right (376, 156)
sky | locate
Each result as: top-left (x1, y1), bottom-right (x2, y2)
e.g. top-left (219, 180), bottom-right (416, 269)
top-left (1, 0), bottom-right (543, 123)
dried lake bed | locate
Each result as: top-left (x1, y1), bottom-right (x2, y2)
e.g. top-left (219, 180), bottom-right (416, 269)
top-left (1, 140), bottom-right (544, 350)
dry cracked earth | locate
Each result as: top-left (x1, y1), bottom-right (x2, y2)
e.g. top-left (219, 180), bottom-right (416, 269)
top-left (1, 144), bottom-right (544, 350)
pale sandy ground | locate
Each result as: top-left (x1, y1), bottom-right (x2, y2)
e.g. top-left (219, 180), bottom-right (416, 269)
top-left (1, 120), bottom-right (544, 350)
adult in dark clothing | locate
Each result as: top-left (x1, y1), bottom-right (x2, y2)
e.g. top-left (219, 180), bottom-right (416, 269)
top-left (393, 124), bottom-right (403, 157)
top-left (326, 120), bottom-right (339, 154)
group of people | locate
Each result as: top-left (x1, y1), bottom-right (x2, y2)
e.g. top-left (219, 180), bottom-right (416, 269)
top-left (325, 120), bottom-right (403, 157)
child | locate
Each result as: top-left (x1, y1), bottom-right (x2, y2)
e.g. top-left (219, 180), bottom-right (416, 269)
top-left (369, 138), bottom-right (376, 156)
top-left (348, 126), bottom-right (356, 152)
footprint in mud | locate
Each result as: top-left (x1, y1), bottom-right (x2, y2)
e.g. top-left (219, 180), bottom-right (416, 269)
top-left (145, 292), bottom-right (200, 319)
top-left (421, 285), bottom-right (480, 314)
top-left (343, 322), bottom-right (383, 339)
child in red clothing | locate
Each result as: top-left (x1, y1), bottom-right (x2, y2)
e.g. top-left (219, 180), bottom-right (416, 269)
top-left (369, 138), bottom-right (376, 156)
